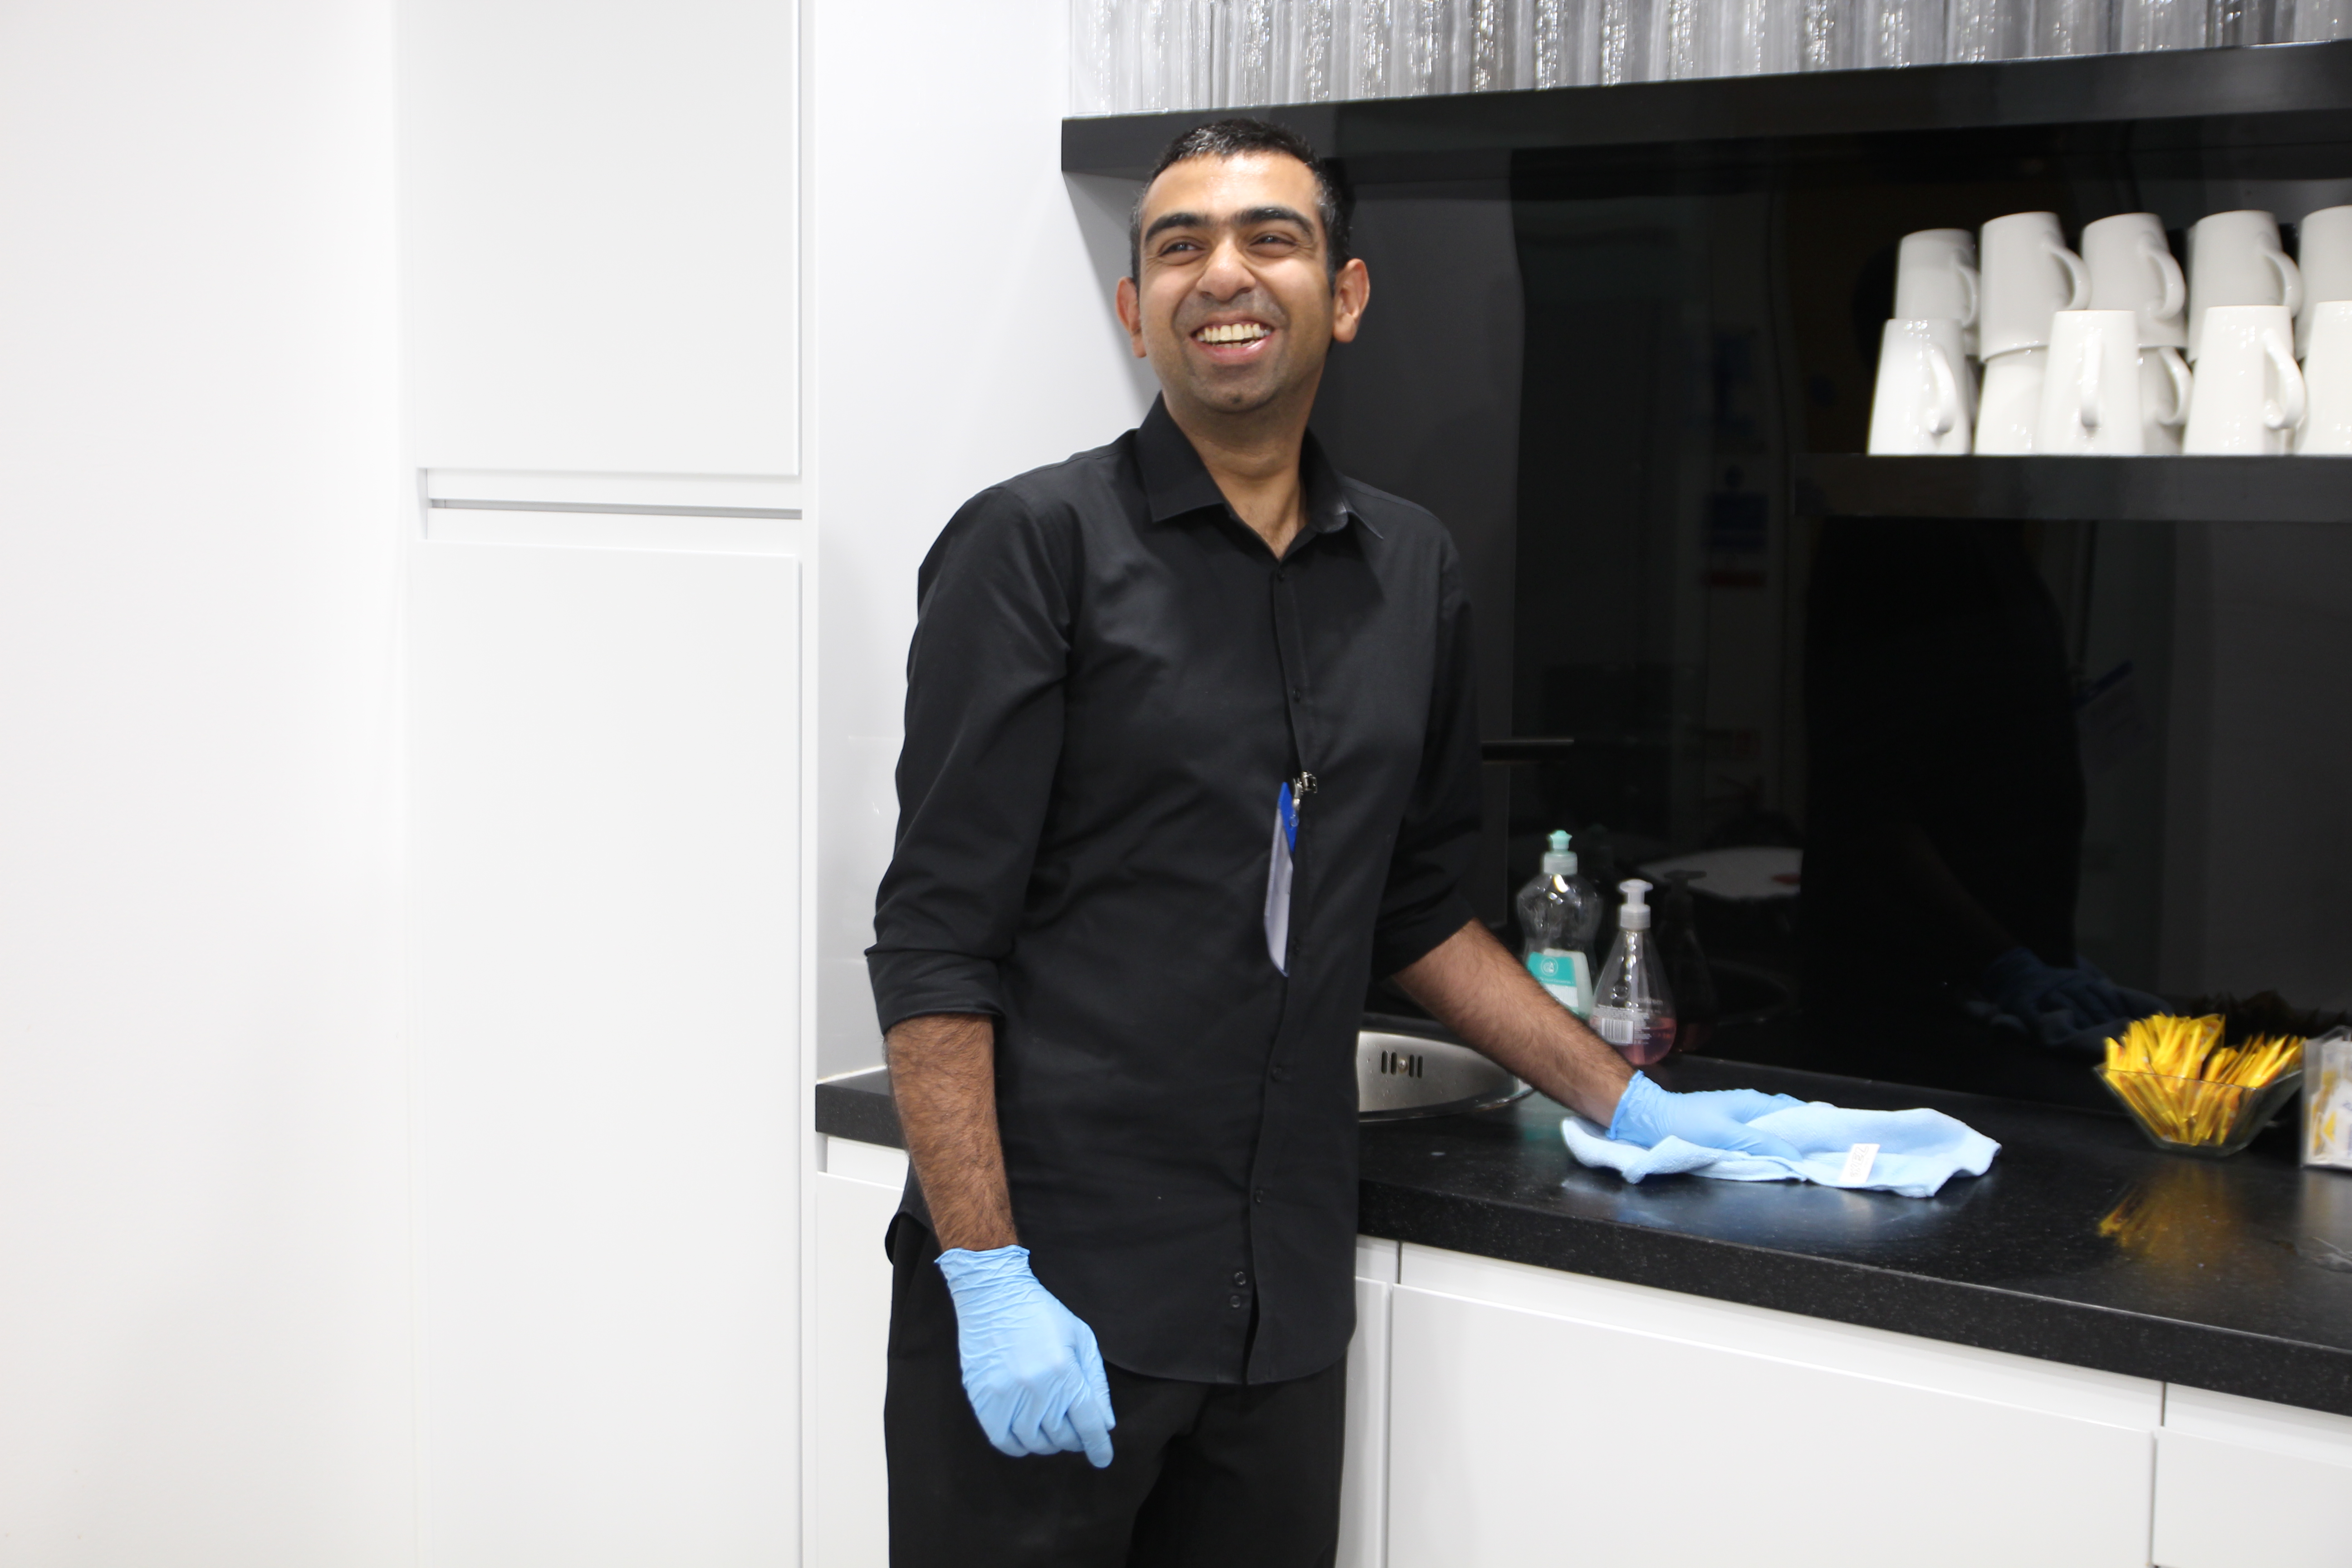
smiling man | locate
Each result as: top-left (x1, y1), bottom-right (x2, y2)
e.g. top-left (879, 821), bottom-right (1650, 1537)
top-left (867, 119), bottom-right (1796, 1567)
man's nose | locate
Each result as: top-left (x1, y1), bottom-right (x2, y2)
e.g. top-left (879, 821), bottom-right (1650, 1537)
top-left (1198, 235), bottom-right (1256, 299)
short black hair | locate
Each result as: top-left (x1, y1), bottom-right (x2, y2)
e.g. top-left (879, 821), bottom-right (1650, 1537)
top-left (1127, 118), bottom-right (1350, 282)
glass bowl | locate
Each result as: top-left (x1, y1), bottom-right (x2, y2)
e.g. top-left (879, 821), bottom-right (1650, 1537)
top-left (2096, 1066), bottom-right (2303, 1158)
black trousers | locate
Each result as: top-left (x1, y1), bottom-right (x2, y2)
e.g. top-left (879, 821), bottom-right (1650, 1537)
top-left (883, 1217), bottom-right (1346, 1568)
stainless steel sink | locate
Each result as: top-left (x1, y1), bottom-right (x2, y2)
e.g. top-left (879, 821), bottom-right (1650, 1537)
top-left (1357, 1028), bottom-right (1529, 1121)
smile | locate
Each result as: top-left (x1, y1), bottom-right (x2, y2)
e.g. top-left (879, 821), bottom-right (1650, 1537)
top-left (1194, 321), bottom-right (1273, 344)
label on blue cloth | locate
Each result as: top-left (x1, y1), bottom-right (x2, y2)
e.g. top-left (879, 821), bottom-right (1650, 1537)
top-left (1839, 1143), bottom-right (1880, 1183)
top-left (1264, 780), bottom-right (1298, 975)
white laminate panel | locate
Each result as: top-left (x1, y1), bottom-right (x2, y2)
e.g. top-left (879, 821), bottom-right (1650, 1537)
top-left (1355, 1236), bottom-right (1402, 1285)
top-left (811, 1172), bottom-right (902, 1568)
top-left (1387, 1285), bottom-right (2155, 1568)
top-left (426, 470), bottom-right (804, 511)
top-left (2153, 1386), bottom-right (2352, 1568)
top-left (412, 542), bottom-right (801, 1567)
top-left (2153, 1430), bottom-right (2352, 1568)
top-left (402, 0), bottom-right (798, 474)
top-left (1401, 1242), bottom-right (2163, 1429)
top-left (422, 504), bottom-right (804, 557)
top-left (827, 1137), bottom-right (909, 1190)
top-left (1338, 1277), bottom-right (1392, 1568)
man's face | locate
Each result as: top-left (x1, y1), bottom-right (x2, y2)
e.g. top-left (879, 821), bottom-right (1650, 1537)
top-left (1116, 153), bottom-right (1369, 421)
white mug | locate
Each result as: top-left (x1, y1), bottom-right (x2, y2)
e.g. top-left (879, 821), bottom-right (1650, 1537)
top-left (2187, 210), bottom-right (2303, 363)
top-left (2139, 347), bottom-right (2194, 454)
top-left (2295, 205), bottom-right (2352, 358)
top-left (2082, 213), bottom-right (2187, 349)
top-left (2184, 304), bottom-right (2306, 454)
top-left (1869, 319), bottom-right (1973, 454)
top-left (1980, 212), bottom-right (2090, 358)
top-left (1894, 230), bottom-right (1981, 358)
top-left (1975, 347), bottom-right (2047, 454)
top-left (2037, 312), bottom-right (2145, 455)
top-left (2295, 300), bottom-right (2352, 453)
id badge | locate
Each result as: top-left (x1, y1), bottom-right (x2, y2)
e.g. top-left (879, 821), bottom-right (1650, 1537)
top-left (1263, 779), bottom-right (1299, 975)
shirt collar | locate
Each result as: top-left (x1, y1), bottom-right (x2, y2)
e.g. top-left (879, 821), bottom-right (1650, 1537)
top-left (1134, 395), bottom-right (1367, 539)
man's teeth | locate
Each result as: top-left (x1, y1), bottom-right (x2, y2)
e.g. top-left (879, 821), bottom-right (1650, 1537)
top-left (1196, 323), bottom-right (1271, 344)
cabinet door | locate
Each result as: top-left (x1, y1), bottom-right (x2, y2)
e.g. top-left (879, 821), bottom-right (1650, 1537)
top-left (412, 542), bottom-right (802, 1566)
top-left (811, 1167), bottom-right (905, 1568)
top-left (1339, 1265), bottom-right (1395, 1568)
top-left (2154, 1386), bottom-right (2352, 1568)
top-left (1387, 1285), bottom-right (2154, 1568)
top-left (402, 0), bottom-right (797, 475)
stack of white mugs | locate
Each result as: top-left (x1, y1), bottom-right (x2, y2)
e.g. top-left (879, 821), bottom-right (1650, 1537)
top-left (1868, 206), bottom-right (2352, 456)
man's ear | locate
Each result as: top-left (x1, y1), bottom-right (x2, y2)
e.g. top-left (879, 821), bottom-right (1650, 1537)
top-left (1329, 257), bottom-right (1371, 345)
top-left (1114, 275), bottom-right (1149, 360)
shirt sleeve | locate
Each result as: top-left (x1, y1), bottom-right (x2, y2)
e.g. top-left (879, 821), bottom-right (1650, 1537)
top-left (866, 486), bottom-right (1073, 1035)
top-left (1372, 537), bottom-right (1484, 977)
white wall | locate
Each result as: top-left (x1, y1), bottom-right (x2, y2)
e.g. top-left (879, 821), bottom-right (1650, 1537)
top-left (805, 0), bottom-right (1154, 1077)
top-left (0, 2), bottom-right (413, 1563)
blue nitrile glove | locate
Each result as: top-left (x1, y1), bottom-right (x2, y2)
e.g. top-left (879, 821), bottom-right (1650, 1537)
top-left (935, 1245), bottom-right (1116, 1468)
top-left (1606, 1072), bottom-right (1804, 1160)
top-left (1983, 947), bottom-right (2162, 1046)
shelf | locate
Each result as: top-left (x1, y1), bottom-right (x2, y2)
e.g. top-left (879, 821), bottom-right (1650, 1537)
top-left (1063, 40), bottom-right (2352, 182)
top-left (1793, 454), bottom-right (2352, 522)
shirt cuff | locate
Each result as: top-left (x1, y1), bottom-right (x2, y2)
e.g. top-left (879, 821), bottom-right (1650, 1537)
top-left (1372, 890), bottom-right (1480, 980)
top-left (866, 947), bottom-right (1005, 1037)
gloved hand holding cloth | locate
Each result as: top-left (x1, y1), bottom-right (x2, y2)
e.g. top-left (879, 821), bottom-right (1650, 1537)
top-left (936, 1244), bottom-right (1117, 1468)
top-left (1574, 1071), bottom-right (1999, 1198)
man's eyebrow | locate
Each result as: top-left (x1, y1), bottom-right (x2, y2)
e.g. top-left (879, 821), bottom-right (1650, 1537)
top-left (1141, 205), bottom-right (1319, 248)
top-left (1142, 210), bottom-right (1209, 245)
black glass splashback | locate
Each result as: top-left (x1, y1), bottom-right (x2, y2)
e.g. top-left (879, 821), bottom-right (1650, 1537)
top-left (1289, 98), bottom-right (2352, 1108)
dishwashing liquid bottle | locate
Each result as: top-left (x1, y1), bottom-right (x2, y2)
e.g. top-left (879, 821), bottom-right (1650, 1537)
top-left (1591, 878), bottom-right (1677, 1066)
top-left (1515, 830), bottom-right (1602, 1016)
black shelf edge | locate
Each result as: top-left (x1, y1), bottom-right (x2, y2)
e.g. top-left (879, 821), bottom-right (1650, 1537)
top-left (1794, 453), bottom-right (2352, 523)
top-left (1064, 39), bottom-right (2352, 178)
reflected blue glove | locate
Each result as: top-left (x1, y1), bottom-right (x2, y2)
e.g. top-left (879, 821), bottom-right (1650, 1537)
top-left (935, 1245), bottom-right (1116, 1467)
top-left (1983, 946), bottom-right (2161, 1046)
top-left (1607, 1072), bottom-right (1804, 1160)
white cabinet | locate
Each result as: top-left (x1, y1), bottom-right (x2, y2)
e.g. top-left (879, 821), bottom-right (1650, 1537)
top-left (2154, 1385), bottom-right (2352, 1568)
top-left (401, 0), bottom-right (798, 475)
top-left (811, 1144), bottom-right (909, 1568)
top-left (1342, 1240), bottom-right (1400, 1568)
top-left (411, 539), bottom-right (802, 1566)
top-left (1384, 1245), bottom-right (2160, 1568)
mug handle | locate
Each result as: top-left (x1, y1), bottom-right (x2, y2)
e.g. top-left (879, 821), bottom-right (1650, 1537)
top-left (2140, 235), bottom-right (2185, 322)
top-left (1957, 259), bottom-right (1980, 329)
top-left (2051, 242), bottom-right (2091, 311)
top-left (1926, 344), bottom-right (1962, 438)
top-left (2077, 323), bottom-right (2104, 433)
top-left (2263, 328), bottom-right (2307, 431)
top-left (2155, 347), bottom-right (2193, 427)
top-left (2267, 246), bottom-right (2305, 317)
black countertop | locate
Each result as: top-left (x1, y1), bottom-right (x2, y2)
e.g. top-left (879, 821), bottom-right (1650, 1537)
top-left (816, 1055), bottom-right (2352, 1418)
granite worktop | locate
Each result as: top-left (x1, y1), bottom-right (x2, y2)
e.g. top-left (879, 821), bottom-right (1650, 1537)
top-left (815, 1053), bottom-right (2352, 1418)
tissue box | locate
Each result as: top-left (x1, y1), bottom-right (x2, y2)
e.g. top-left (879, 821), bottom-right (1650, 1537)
top-left (2307, 1028), bottom-right (2352, 1171)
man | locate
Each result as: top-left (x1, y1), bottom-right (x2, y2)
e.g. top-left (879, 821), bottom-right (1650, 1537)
top-left (867, 119), bottom-right (1794, 1567)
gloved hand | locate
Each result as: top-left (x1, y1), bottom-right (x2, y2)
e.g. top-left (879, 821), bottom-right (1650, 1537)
top-left (936, 1245), bottom-right (1116, 1467)
top-left (1607, 1072), bottom-right (1803, 1160)
top-left (1982, 946), bottom-right (2161, 1046)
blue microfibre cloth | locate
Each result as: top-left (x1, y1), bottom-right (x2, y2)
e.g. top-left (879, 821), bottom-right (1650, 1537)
top-left (1562, 1100), bottom-right (1999, 1199)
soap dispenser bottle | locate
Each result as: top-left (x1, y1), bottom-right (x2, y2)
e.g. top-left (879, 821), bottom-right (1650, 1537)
top-left (1514, 830), bottom-right (1602, 1017)
top-left (1591, 878), bottom-right (1676, 1066)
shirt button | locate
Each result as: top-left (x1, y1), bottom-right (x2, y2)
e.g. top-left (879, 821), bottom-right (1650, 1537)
top-left (1233, 1270), bottom-right (1249, 1287)
top-left (1289, 687), bottom-right (1304, 702)
top-left (1254, 1188), bottom-right (1266, 1205)
top-left (1229, 1294), bottom-right (1246, 1308)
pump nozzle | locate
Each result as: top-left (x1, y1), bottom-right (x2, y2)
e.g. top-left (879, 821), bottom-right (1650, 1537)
top-left (1617, 877), bottom-right (1653, 930)
top-left (1540, 829), bottom-right (1578, 878)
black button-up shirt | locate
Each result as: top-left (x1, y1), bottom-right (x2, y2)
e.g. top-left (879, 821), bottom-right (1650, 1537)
top-left (867, 397), bottom-right (1480, 1384)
